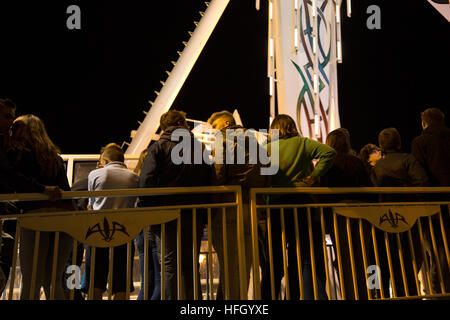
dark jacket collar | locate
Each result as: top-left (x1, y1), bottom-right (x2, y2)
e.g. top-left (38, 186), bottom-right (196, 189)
top-left (160, 126), bottom-right (192, 141)
top-left (423, 124), bottom-right (450, 138)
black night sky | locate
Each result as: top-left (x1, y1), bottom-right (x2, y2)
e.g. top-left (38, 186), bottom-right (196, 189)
top-left (0, 0), bottom-right (449, 154)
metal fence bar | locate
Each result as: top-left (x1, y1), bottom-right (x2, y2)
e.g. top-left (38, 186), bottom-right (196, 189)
top-left (307, 208), bottom-right (318, 300)
top-left (236, 189), bottom-right (247, 300)
top-left (428, 215), bottom-right (446, 293)
top-left (371, 226), bottom-right (385, 299)
top-left (144, 226), bottom-right (149, 300)
top-left (395, 233), bottom-right (409, 297)
top-left (222, 207), bottom-right (230, 300)
top-left (249, 191), bottom-right (261, 300)
top-left (126, 241), bottom-right (132, 300)
top-left (406, 230), bottom-right (421, 296)
top-left (439, 211), bottom-right (450, 273)
top-left (30, 230), bottom-right (41, 300)
top-left (293, 208), bottom-right (304, 300)
top-left (346, 218), bottom-right (359, 300)
top-left (333, 212), bottom-right (345, 300)
top-left (70, 239), bottom-right (78, 301)
top-left (177, 217), bottom-right (182, 300)
top-left (8, 222), bottom-right (21, 300)
top-left (267, 208), bottom-right (275, 300)
top-left (192, 209), bottom-right (199, 300)
top-left (359, 219), bottom-right (371, 300)
top-left (280, 208), bottom-right (290, 300)
top-left (88, 246), bottom-right (96, 300)
top-left (384, 231), bottom-right (397, 298)
top-left (320, 208), bottom-right (332, 300)
top-left (107, 247), bottom-right (114, 300)
top-left (207, 208), bottom-right (213, 300)
top-left (161, 223), bottom-right (165, 301)
top-left (50, 232), bottom-right (60, 300)
top-left (417, 219), bottom-right (433, 294)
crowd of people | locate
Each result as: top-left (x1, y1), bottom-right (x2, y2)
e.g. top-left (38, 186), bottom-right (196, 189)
top-left (0, 96), bottom-right (449, 300)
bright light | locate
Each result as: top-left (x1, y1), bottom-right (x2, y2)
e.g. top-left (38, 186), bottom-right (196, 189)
top-left (269, 38), bottom-right (274, 57)
top-left (269, 76), bottom-right (274, 96)
top-left (337, 40), bottom-right (342, 62)
top-left (313, 35), bottom-right (317, 54)
top-left (295, 0), bottom-right (298, 10)
top-left (347, 0), bottom-right (352, 17)
top-left (199, 254), bottom-right (206, 264)
top-left (294, 27), bottom-right (299, 48)
top-left (336, 4), bottom-right (341, 24)
top-left (269, 1), bottom-right (273, 20)
top-left (313, 74), bottom-right (318, 94)
top-left (312, 0), bottom-right (317, 17)
top-left (315, 114), bottom-right (321, 137)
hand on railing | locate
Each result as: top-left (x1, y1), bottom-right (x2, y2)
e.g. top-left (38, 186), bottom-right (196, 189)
top-left (43, 186), bottom-right (63, 201)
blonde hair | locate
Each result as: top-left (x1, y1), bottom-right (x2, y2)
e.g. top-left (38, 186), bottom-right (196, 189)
top-left (10, 114), bottom-right (61, 178)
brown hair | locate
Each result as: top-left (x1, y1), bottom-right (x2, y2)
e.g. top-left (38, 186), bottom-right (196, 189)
top-left (207, 110), bottom-right (236, 126)
top-left (326, 129), bottom-right (350, 154)
top-left (100, 143), bottom-right (125, 162)
top-left (9, 114), bottom-right (61, 178)
top-left (160, 110), bottom-right (187, 131)
top-left (421, 108), bottom-right (445, 126)
top-left (378, 127), bottom-right (401, 152)
top-left (270, 114), bottom-right (299, 140)
top-left (134, 148), bottom-right (149, 176)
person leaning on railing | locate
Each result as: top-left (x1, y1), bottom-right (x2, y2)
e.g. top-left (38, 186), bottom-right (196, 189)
top-left (411, 107), bottom-right (450, 294)
top-left (371, 127), bottom-right (430, 298)
top-left (0, 98), bottom-right (63, 295)
top-left (6, 114), bottom-right (73, 300)
top-left (137, 110), bottom-right (210, 300)
top-left (321, 129), bottom-right (374, 300)
top-left (262, 114), bottom-right (336, 300)
top-left (208, 110), bottom-right (270, 300)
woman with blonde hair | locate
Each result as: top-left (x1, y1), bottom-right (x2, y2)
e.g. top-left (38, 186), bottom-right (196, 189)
top-left (8, 114), bottom-right (73, 300)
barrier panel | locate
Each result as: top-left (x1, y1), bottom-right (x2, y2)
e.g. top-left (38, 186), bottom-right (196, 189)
top-left (249, 187), bottom-right (450, 300)
top-left (0, 186), bottom-right (247, 300)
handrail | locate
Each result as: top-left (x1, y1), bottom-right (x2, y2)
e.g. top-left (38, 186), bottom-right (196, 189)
top-left (0, 186), bottom-right (242, 202)
top-left (251, 187), bottom-right (450, 195)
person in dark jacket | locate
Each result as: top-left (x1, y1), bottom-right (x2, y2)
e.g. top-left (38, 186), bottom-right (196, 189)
top-left (321, 129), bottom-right (373, 299)
top-left (138, 110), bottom-right (210, 300)
top-left (208, 110), bottom-right (269, 300)
top-left (7, 114), bottom-right (73, 300)
top-left (411, 108), bottom-right (450, 294)
top-left (0, 99), bottom-right (62, 295)
top-left (372, 127), bottom-right (429, 298)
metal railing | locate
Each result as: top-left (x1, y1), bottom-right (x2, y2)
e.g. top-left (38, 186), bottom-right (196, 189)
top-left (0, 186), bottom-right (247, 300)
top-left (249, 187), bottom-right (450, 300)
top-left (2, 186), bottom-right (450, 300)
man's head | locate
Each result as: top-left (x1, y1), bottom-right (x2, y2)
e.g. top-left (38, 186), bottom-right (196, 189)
top-left (0, 98), bottom-right (17, 135)
top-left (207, 110), bottom-right (236, 131)
top-left (160, 110), bottom-right (188, 131)
top-left (98, 143), bottom-right (125, 168)
top-left (378, 127), bottom-right (401, 153)
top-left (421, 108), bottom-right (445, 129)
